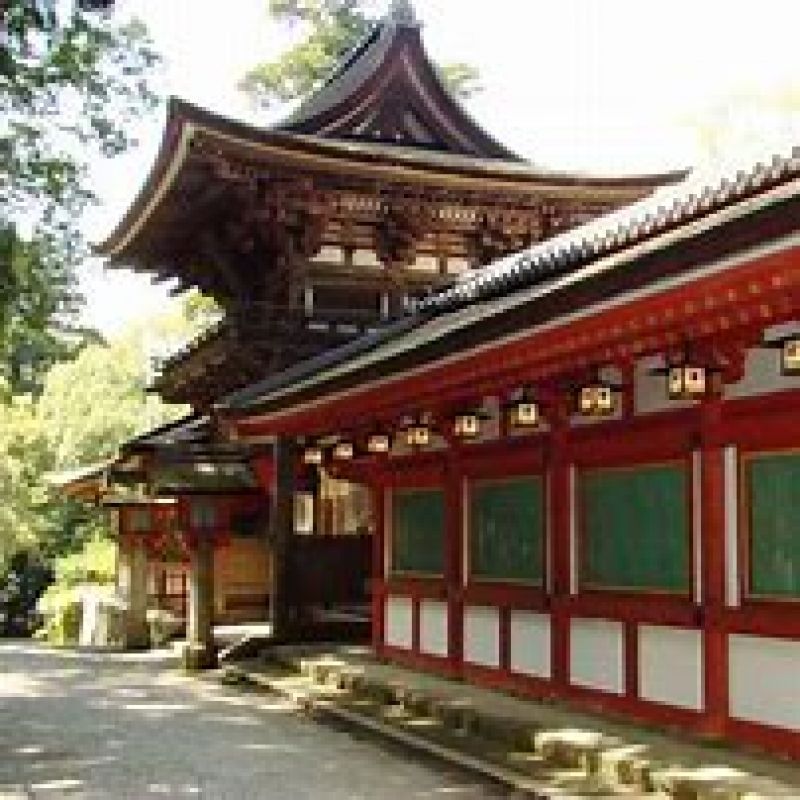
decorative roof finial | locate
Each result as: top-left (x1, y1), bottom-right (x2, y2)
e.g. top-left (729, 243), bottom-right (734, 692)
top-left (388, 0), bottom-right (418, 26)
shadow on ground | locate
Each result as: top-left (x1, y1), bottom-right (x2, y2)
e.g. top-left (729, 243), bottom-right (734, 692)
top-left (0, 641), bottom-right (510, 799)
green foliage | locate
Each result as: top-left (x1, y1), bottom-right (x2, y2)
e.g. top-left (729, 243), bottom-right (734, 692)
top-left (53, 536), bottom-right (117, 588)
top-left (1, 1), bottom-right (160, 390)
top-left (37, 590), bottom-right (82, 645)
top-left (240, 0), bottom-right (480, 108)
top-left (0, 548), bottom-right (53, 636)
top-left (0, 315), bottom-right (191, 570)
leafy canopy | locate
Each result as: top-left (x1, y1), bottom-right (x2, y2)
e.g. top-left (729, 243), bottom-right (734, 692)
top-left (240, 0), bottom-right (480, 108)
top-left (1, 1), bottom-right (160, 391)
top-left (0, 300), bottom-right (209, 569)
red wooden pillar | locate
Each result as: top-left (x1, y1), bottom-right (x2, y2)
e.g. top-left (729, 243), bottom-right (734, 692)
top-left (445, 447), bottom-right (465, 673)
top-left (548, 413), bottom-right (572, 691)
top-left (370, 464), bottom-right (387, 655)
top-left (251, 453), bottom-right (276, 623)
top-left (699, 397), bottom-right (729, 736)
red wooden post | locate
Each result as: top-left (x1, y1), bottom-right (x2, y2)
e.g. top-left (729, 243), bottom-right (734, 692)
top-left (548, 405), bottom-right (572, 691)
top-left (699, 397), bottom-right (729, 737)
top-left (445, 446), bottom-right (465, 673)
top-left (370, 463), bottom-right (387, 655)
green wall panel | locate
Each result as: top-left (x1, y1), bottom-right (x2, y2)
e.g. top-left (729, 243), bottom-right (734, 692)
top-left (749, 452), bottom-right (800, 597)
top-left (392, 488), bottom-right (445, 575)
top-left (581, 463), bottom-right (690, 591)
top-left (470, 477), bottom-right (544, 584)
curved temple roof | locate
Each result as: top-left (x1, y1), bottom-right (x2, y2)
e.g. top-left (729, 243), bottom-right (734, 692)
top-left (98, 1), bottom-right (684, 265)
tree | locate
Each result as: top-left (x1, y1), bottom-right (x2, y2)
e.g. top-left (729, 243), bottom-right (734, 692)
top-left (0, 304), bottom-right (207, 568)
top-left (1, 1), bottom-right (159, 391)
top-left (239, 0), bottom-right (480, 110)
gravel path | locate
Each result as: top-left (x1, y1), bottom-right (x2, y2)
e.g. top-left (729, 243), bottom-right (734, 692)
top-left (0, 641), bottom-right (511, 799)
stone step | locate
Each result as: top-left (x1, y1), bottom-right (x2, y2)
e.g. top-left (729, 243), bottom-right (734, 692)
top-left (261, 653), bottom-right (783, 799)
top-left (651, 766), bottom-right (752, 800)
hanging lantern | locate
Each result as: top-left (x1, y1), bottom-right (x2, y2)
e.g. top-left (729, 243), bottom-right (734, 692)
top-left (506, 389), bottom-right (541, 429)
top-left (333, 439), bottom-right (354, 461)
top-left (667, 363), bottom-right (708, 400)
top-left (303, 445), bottom-right (324, 466)
top-left (453, 411), bottom-right (482, 439)
top-left (405, 417), bottom-right (431, 447)
top-left (578, 383), bottom-right (617, 417)
top-left (367, 432), bottom-right (392, 454)
top-left (782, 337), bottom-right (800, 375)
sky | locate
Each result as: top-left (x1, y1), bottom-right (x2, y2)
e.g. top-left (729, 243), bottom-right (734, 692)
top-left (79, 0), bottom-right (800, 336)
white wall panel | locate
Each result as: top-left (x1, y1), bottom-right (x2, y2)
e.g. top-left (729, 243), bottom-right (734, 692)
top-left (730, 634), bottom-right (800, 731)
top-left (509, 611), bottom-right (552, 679)
top-left (724, 446), bottom-right (740, 607)
top-left (463, 606), bottom-right (500, 668)
top-left (419, 599), bottom-right (449, 658)
top-left (570, 618), bottom-right (624, 694)
top-left (385, 595), bottom-right (412, 650)
top-left (726, 346), bottom-right (800, 399)
top-left (639, 625), bottom-right (703, 711)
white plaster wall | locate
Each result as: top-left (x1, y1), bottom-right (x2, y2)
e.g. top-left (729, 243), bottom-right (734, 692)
top-left (726, 346), bottom-right (800, 399)
top-left (570, 618), bottom-right (625, 694)
top-left (724, 446), bottom-right (740, 607)
top-left (419, 599), bottom-right (449, 658)
top-left (509, 611), bottom-right (552, 679)
top-left (463, 606), bottom-right (500, 668)
top-left (638, 625), bottom-right (704, 711)
top-left (385, 595), bottom-right (413, 650)
top-left (730, 634), bottom-right (800, 731)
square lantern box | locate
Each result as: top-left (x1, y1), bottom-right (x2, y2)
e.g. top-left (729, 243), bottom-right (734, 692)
top-left (367, 433), bottom-right (392, 454)
top-left (667, 364), bottom-right (708, 400)
top-left (405, 423), bottom-right (431, 448)
top-left (333, 440), bottom-right (354, 461)
top-left (507, 400), bottom-right (541, 429)
top-left (453, 412), bottom-right (482, 439)
top-left (783, 338), bottom-right (800, 375)
top-left (578, 384), bottom-right (616, 417)
top-left (303, 446), bottom-right (324, 466)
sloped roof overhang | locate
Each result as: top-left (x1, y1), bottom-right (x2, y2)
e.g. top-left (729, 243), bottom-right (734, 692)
top-left (98, 99), bottom-right (681, 267)
top-left (220, 154), bottom-right (800, 435)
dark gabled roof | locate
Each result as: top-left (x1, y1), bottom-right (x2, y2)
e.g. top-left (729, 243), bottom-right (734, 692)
top-left (278, 0), bottom-right (519, 160)
top-left (221, 145), bottom-right (800, 415)
top-left (221, 314), bottom-right (421, 411)
top-left (121, 413), bottom-right (207, 453)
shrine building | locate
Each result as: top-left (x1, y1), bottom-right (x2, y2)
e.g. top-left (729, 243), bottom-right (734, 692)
top-left (62, 0), bottom-right (800, 762)
top-left (77, 0), bottom-right (675, 666)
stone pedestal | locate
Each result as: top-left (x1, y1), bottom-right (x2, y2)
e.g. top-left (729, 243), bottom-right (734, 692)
top-left (184, 533), bottom-right (216, 670)
top-left (122, 537), bottom-right (150, 650)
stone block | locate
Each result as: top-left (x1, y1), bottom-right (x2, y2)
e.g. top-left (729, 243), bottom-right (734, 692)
top-left (535, 728), bottom-right (606, 769)
top-left (651, 766), bottom-right (751, 800)
top-left (182, 643), bottom-right (218, 671)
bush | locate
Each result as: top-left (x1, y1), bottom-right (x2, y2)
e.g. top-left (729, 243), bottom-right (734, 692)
top-left (37, 586), bottom-right (82, 645)
top-left (54, 537), bottom-right (117, 587)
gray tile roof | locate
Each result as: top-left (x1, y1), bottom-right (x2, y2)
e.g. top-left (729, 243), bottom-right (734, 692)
top-left (419, 148), bottom-right (800, 314)
top-left (222, 143), bottom-right (800, 414)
